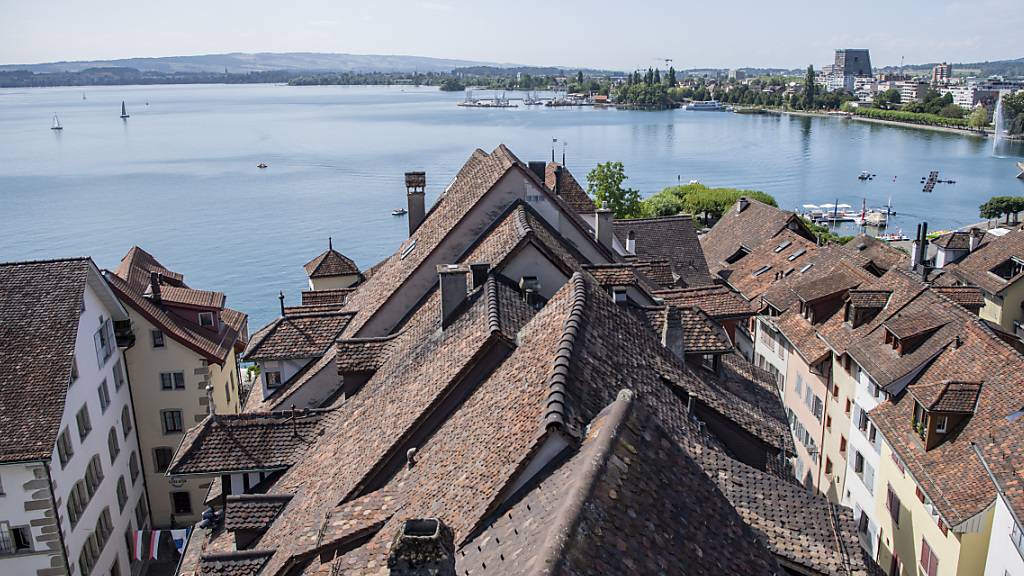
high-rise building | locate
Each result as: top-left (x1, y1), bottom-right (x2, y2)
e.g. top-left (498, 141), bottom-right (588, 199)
top-left (834, 49), bottom-right (872, 77)
top-left (932, 62), bottom-right (952, 85)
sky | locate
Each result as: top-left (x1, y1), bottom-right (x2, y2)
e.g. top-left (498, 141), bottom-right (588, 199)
top-left (1, 0), bottom-right (1021, 70)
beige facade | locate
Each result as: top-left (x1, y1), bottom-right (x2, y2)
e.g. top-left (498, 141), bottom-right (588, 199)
top-left (979, 280), bottom-right (1024, 335)
top-left (308, 274), bottom-right (360, 292)
top-left (821, 353), bottom-right (855, 503)
top-left (874, 442), bottom-right (994, 576)
top-left (781, 344), bottom-right (829, 491)
top-left (122, 309), bottom-right (241, 529)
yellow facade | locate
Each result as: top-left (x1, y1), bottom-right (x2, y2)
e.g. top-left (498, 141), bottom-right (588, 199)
top-left (123, 309), bottom-right (242, 528)
top-left (822, 354), bottom-right (855, 503)
top-left (979, 281), bottom-right (1024, 333)
top-left (874, 441), bottom-right (993, 576)
top-left (309, 273), bottom-right (361, 291)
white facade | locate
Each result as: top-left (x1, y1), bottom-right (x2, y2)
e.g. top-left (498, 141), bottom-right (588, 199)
top-left (841, 363), bottom-right (886, 559)
top-left (942, 85), bottom-right (978, 109)
top-left (983, 495), bottom-right (1024, 576)
top-left (0, 270), bottom-right (147, 576)
top-left (753, 317), bottom-right (788, 391)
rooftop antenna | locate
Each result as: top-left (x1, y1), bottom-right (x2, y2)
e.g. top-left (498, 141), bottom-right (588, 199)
top-left (328, 236), bottom-right (333, 251)
top-left (279, 291), bottom-right (286, 316)
top-left (561, 141), bottom-right (567, 165)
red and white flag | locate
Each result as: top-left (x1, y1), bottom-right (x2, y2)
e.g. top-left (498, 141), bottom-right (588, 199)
top-left (133, 530), bottom-right (160, 560)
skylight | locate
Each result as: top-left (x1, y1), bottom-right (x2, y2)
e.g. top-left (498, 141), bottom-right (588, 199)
top-left (773, 240), bottom-right (792, 253)
top-left (788, 248), bottom-right (807, 261)
top-left (800, 263), bottom-right (814, 273)
top-left (752, 265), bottom-right (772, 277)
top-left (400, 239), bottom-right (418, 260)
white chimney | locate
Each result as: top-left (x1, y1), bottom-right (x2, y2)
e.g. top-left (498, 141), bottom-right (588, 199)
top-left (594, 204), bottom-right (614, 251)
top-left (625, 231), bottom-right (636, 255)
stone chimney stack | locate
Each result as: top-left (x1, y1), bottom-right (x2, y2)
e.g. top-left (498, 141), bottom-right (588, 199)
top-left (405, 171), bottom-right (427, 236)
top-left (910, 224), bottom-right (922, 269)
top-left (662, 306), bottom-right (685, 359)
top-left (737, 197), bottom-right (750, 213)
top-left (528, 161), bottom-right (546, 182)
top-left (437, 265), bottom-right (469, 329)
top-left (968, 227), bottom-right (982, 252)
top-left (388, 518), bottom-right (455, 576)
top-left (594, 203), bottom-right (614, 251)
top-left (149, 272), bottom-right (162, 305)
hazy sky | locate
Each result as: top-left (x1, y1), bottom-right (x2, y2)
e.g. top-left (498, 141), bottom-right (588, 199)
top-left (1, 0), bottom-right (1021, 69)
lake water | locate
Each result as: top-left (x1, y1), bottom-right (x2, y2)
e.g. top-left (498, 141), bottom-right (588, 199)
top-left (2, 83), bottom-right (1023, 328)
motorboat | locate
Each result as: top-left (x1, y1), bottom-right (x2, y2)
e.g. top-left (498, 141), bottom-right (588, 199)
top-left (257, 163), bottom-right (268, 169)
top-left (1017, 161), bottom-right (1024, 179)
top-left (858, 171), bottom-right (875, 181)
top-left (392, 208), bottom-right (408, 216)
top-left (877, 231), bottom-right (909, 242)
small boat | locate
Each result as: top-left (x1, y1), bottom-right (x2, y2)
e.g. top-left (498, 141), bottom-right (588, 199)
top-left (257, 163), bottom-right (268, 169)
top-left (857, 171), bottom-right (875, 181)
top-left (82, 92), bottom-right (86, 100)
top-left (877, 231), bottom-right (909, 242)
top-left (392, 208), bottom-right (408, 216)
top-left (50, 114), bottom-right (63, 131)
top-left (120, 101), bottom-right (130, 119)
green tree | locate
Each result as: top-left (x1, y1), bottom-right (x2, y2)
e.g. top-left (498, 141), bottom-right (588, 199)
top-left (1003, 92), bottom-right (1024, 135)
top-left (576, 71), bottom-right (584, 85)
top-left (980, 196), bottom-right (1024, 223)
top-left (654, 68), bottom-right (661, 84)
top-left (804, 65), bottom-right (816, 110)
top-left (968, 106), bottom-right (990, 128)
top-left (586, 162), bottom-right (643, 218)
top-left (438, 77), bottom-right (465, 91)
top-left (667, 66), bottom-right (677, 86)
top-left (638, 183), bottom-right (776, 222)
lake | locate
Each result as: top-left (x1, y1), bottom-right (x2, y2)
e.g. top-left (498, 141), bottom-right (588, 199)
top-left (2, 83), bottom-right (1022, 329)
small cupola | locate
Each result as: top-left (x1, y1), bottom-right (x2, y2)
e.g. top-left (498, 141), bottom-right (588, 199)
top-left (303, 237), bottom-right (362, 291)
top-left (908, 380), bottom-right (981, 450)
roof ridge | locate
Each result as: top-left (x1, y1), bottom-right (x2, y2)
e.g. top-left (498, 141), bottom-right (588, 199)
top-left (486, 275), bottom-right (501, 334)
top-left (0, 256), bottom-right (91, 267)
top-left (533, 389), bottom-right (636, 575)
top-left (542, 273), bottom-right (588, 435)
top-left (514, 204), bottom-right (533, 237)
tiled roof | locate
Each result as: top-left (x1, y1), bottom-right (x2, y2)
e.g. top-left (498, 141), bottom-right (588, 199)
top-left (243, 311), bottom-right (353, 362)
top-left (197, 550), bottom-right (274, 576)
top-left (167, 409), bottom-right (331, 475)
top-left (155, 285), bottom-right (225, 309)
top-left (884, 306), bottom-right (949, 340)
top-left (0, 258), bottom-right (90, 462)
top-left (694, 445), bottom-right (881, 576)
top-left (243, 348), bottom-right (338, 413)
top-left (716, 229), bottom-right (821, 305)
top-left (775, 311), bottom-right (831, 365)
top-left (931, 286), bottom-right (985, 310)
top-left (107, 247), bottom-right (247, 364)
top-left (943, 228), bottom-right (1024, 295)
top-left (457, 391), bottom-right (782, 575)
top-left (932, 231), bottom-right (972, 250)
top-left (335, 336), bottom-right (396, 373)
top-left (870, 319), bottom-right (1024, 526)
top-left (792, 263), bottom-right (868, 303)
top-left (224, 494), bottom-right (292, 531)
top-left (976, 417), bottom-right (1024, 520)
top-left (625, 257), bottom-right (677, 287)
top-left (654, 284), bottom-right (755, 319)
top-left (907, 380), bottom-right (982, 413)
top-left (300, 288), bottom-right (354, 307)
top-left (677, 306), bottom-right (734, 353)
top-left (303, 248), bottom-right (360, 279)
top-left (614, 215), bottom-right (712, 287)
top-left (701, 197), bottom-right (813, 272)
top-left (582, 263), bottom-right (658, 294)
top-left (544, 162), bottom-right (596, 214)
top-left (847, 289), bottom-right (892, 309)
top-left (842, 234), bottom-right (908, 272)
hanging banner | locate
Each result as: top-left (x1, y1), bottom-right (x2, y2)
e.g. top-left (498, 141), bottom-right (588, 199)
top-left (170, 528), bottom-right (191, 554)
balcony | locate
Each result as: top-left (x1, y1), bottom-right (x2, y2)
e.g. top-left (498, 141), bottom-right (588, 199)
top-left (114, 319), bottom-right (135, 349)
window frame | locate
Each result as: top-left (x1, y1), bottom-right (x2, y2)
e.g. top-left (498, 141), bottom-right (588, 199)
top-left (98, 379), bottom-right (111, 413)
top-left (160, 371), bottom-right (186, 390)
top-left (151, 329), bottom-right (165, 349)
top-left (198, 311), bottom-right (214, 327)
top-left (107, 427), bottom-right (120, 464)
top-left (153, 447), bottom-right (174, 473)
top-left (161, 409), bottom-right (184, 434)
top-left (76, 405), bottom-right (92, 441)
top-left (265, 371), bottom-right (283, 389)
top-left (170, 491), bottom-right (193, 515)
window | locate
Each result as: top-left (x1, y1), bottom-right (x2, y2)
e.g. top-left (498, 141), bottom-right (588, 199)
top-left (889, 553), bottom-right (902, 576)
top-left (71, 355), bottom-right (79, 383)
top-left (795, 374), bottom-right (804, 398)
top-left (0, 523), bottom-right (33, 554)
top-left (121, 406), bottom-right (133, 439)
top-left (752, 265), bottom-right (772, 277)
top-left (198, 312), bottom-right (214, 327)
top-left (85, 455), bottom-right (104, 496)
top-left (152, 329), bottom-right (165, 348)
top-left (153, 447), bottom-right (174, 473)
top-left (788, 248), bottom-right (807, 261)
top-left (812, 396), bottom-right (824, 422)
top-left (134, 497), bottom-right (149, 529)
top-left (76, 405), bottom-right (92, 441)
top-left (67, 480), bottom-right (89, 527)
top-left (892, 451), bottom-right (906, 475)
top-left (826, 415), bottom-right (832, 431)
top-left (920, 537), bottom-right (939, 576)
top-left (123, 525), bottom-right (133, 565)
top-left (840, 435), bottom-right (847, 454)
top-left (107, 427), bottom-right (120, 464)
top-left (116, 477), bottom-right (128, 512)
top-left (98, 379), bottom-right (111, 412)
top-left (857, 510), bottom-right (869, 535)
top-left (886, 484), bottom-right (901, 526)
top-left (854, 451), bottom-right (864, 474)
top-left (857, 408), bottom-right (869, 432)
top-left (129, 452), bottom-right (140, 484)
top-left (1011, 521), bottom-right (1024, 560)
top-left (112, 359), bottom-right (126, 391)
top-left (171, 492), bottom-right (193, 515)
top-left (160, 372), bottom-right (186, 390)
top-left (111, 558), bottom-right (121, 576)
top-left (935, 415), bottom-right (948, 433)
top-left (162, 410), bottom-right (183, 434)
top-left (825, 457), bottom-right (833, 475)
top-left (845, 398), bottom-right (852, 415)
top-left (57, 428), bottom-right (74, 468)
top-left (265, 371), bottom-right (283, 389)
top-left (95, 317), bottom-right (114, 368)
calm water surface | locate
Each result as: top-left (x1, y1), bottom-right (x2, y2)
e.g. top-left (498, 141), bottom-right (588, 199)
top-left (2, 84), bottom-right (1022, 328)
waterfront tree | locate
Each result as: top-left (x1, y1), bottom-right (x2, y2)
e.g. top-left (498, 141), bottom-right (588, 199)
top-left (968, 106), bottom-right (990, 128)
top-left (667, 66), bottom-right (677, 86)
top-left (804, 65), bottom-right (816, 109)
top-left (980, 196), bottom-right (1024, 224)
top-left (587, 162), bottom-right (643, 218)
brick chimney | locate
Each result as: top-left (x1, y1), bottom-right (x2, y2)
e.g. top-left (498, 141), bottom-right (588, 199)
top-left (662, 306), bottom-right (685, 359)
top-left (149, 271), bottom-right (162, 305)
top-left (594, 203), bottom-right (614, 251)
top-left (388, 518), bottom-right (455, 576)
top-left (437, 265), bottom-right (469, 329)
top-left (405, 171), bottom-right (427, 236)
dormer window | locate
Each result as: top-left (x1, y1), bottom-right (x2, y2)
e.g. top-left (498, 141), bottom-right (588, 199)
top-left (773, 240), bottom-right (792, 253)
top-left (752, 265), bottom-right (772, 277)
top-left (909, 381), bottom-right (981, 450)
top-left (725, 246), bottom-right (750, 264)
top-left (989, 257), bottom-right (1024, 280)
top-left (800, 263), bottom-right (813, 273)
top-left (612, 287), bottom-right (628, 305)
top-left (198, 312), bottom-right (215, 328)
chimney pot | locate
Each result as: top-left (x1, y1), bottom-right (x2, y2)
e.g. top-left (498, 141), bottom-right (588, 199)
top-left (625, 231), bottom-right (636, 255)
top-left (469, 263), bottom-right (490, 289)
top-left (388, 518), bottom-right (455, 576)
top-left (737, 197), bottom-right (750, 213)
top-left (149, 271), bottom-right (163, 305)
top-left (437, 265), bottom-right (469, 329)
top-left (405, 171), bottom-right (427, 236)
top-left (279, 291), bottom-right (286, 316)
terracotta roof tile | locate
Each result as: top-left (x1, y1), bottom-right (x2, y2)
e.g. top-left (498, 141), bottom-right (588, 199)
top-left (716, 230), bottom-right (822, 305)
top-left (702, 198), bottom-right (814, 272)
top-left (654, 284), bottom-right (755, 319)
top-left (677, 306), bottom-right (734, 353)
top-left (943, 228), bottom-right (1024, 295)
top-left (842, 234), bottom-right (908, 272)
top-left (614, 215), bottom-right (712, 286)
top-left (582, 263), bottom-right (658, 293)
top-left (847, 289), bottom-right (892, 309)
top-left (300, 288), bottom-right (354, 307)
top-left (625, 257), bottom-right (677, 287)
top-left (0, 258), bottom-right (91, 462)
top-left (335, 336), bottom-right (396, 373)
top-left (197, 550), bottom-right (274, 576)
top-left (907, 380), bottom-right (982, 413)
top-left (931, 286), bottom-right (985, 310)
top-left (544, 162), bottom-right (596, 214)
top-left (243, 311), bottom-right (353, 362)
top-left (303, 248), bottom-right (361, 279)
top-left (224, 494), bottom-right (292, 531)
top-left (977, 417), bottom-right (1024, 520)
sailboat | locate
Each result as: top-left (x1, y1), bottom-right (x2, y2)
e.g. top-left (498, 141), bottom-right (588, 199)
top-left (82, 92), bottom-right (86, 100)
top-left (51, 114), bottom-right (63, 131)
top-left (120, 101), bottom-right (130, 119)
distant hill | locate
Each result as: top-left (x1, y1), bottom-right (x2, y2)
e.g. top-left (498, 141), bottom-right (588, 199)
top-left (876, 57), bottom-right (1024, 78)
top-left (0, 52), bottom-right (518, 74)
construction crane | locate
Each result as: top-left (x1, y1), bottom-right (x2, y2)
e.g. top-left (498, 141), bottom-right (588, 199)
top-left (655, 58), bottom-right (674, 68)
